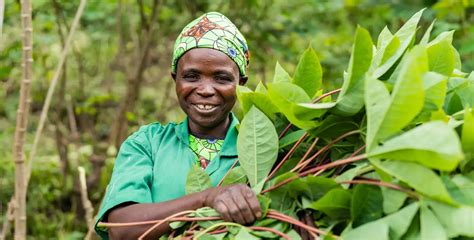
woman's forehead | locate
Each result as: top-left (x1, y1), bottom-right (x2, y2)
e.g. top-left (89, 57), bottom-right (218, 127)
top-left (177, 48), bottom-right (240, 74)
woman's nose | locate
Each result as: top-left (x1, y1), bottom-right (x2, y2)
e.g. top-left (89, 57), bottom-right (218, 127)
top-left (196, 81), bottom-right (215, 97)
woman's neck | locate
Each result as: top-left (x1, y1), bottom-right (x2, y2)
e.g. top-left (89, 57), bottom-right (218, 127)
top-left (188, 115), bottom-right (230, 140)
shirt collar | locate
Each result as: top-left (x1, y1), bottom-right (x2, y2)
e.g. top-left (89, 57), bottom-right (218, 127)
top-left (175, 113), bottom-right (239, 157)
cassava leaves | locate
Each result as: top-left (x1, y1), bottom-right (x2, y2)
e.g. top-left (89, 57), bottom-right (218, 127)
top-left (237, 106), bottom-right (278, 192)
top-left (334, 26), bottom-right (373, 116)
top-left (293, 46), bottom-right (322, 98)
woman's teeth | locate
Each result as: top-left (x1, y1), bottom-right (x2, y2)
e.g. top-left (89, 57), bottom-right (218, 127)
top-left (195, 104), bottom-right (216, 110)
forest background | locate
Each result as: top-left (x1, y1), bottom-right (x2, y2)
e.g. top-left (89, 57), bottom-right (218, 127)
top-left (0, 0), bottom-right (473, 239)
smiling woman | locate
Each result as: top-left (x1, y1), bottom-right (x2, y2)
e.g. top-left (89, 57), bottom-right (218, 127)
top-left (94, 12), bottom-right (261, 240)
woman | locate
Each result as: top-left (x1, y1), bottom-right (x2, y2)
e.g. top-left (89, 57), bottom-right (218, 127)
top-left (95, 12), bottom-right (262, 239)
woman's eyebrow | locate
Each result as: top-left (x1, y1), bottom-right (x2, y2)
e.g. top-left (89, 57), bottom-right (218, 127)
top-left (213, 70), bottom-right (233, 76)
top-left (181, 68), bottom-right (201, 74)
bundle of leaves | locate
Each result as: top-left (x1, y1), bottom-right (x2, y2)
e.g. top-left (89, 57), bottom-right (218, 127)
top-left (100, 9), bottom-right (474, 240)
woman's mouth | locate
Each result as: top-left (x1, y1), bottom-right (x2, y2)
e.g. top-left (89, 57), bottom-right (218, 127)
top-left (193, 103), bottom-right (218, 112)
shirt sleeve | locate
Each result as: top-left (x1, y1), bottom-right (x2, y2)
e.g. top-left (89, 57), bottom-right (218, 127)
top-left (94, 129), bottom-right (154, 239)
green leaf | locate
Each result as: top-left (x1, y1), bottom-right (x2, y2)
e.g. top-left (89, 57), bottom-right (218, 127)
top-left (255, 81), bottom-right (267, 94)
top-left (334, 26), bottom-right (373, 116)
top-left (420, 205), bottom-right (448, 240)
top-left (273, 61), bottom-right (292, 83)
top-left (293, 102), bottom-right (336, 120)
top-left (381, 187), bottom-right (407, 214)
top-left (257, 194), bottom-right (271, 218)
top-left (236, 85), bottom-right (253, 113)
top-left (286, 230), bottom-right (303, 240)
top-left (444, 175), bottom-right (474, 206)
top-left (302, 176), bottom-right (340, 201)
top-left (368, 121), bottom-right (464, 171)
top-left (342, 221), bottom-right (389, 240)
top-left (343, 203), bottom-right (418, 240)
top-left (247, 92), bottom-right (279, 119)
top-left (279, 130), bottom-right (305, 149)
top-left (372, 8), bottom-right (424, 78)
top-left (238, 106), bottom-right (278, 192)
top-left (221, 166), bottom-right (248, 186)
top-left (420, 19), bottom-right (436, 45)
top-left (267, 82), bottom-right (310, 104)
top-left (267, 173), bottom-right (298, 214)
top-left (372, 159), bottom-right (453, 203)
top-left (427, 39), bottom-right (455, 76)
top-left (376, 202), bottom-right (419, 239)
top-left (293, 46), bottom-right (322, 98)
top-left (422, 71), bottom-right (448, 111)
top-left (366, 47), bottom-right (427, 150)
top-left (428, 200), bottom-right (474, 237)
top-left (462, 109), bottom-right (474, 164)
top-left (335, 163), bottom-right (368, 189)
top-left (309, 188), bottom-right (351, 219)
top-left (377, 26), bottom-right (393, 50)
top-left (267, 82), bottom-right (319, 130)
top-left (235, 227), bottom-right (260, 240)
top-left (191, 207), bottom-right (222, 229)
top-left (351, 185), bottom-right (383, 227)
top-left (185, 164), bottom-right (212, 194)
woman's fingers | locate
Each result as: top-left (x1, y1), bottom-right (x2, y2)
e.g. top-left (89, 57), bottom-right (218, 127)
top-left (211, 184), bottom-right (262, 225)
top-left (219, 190), bottom-right (247, 224)
top-left (230, 189), bottom-right (255, 224)
top-left (213, 198), bottom-right (232, 222)
top-left (240, 186), bottom-right (262, 219)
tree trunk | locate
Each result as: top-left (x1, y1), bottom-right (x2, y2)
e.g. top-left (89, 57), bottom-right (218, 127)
top-left (13, 0), bottom-right (33, 238)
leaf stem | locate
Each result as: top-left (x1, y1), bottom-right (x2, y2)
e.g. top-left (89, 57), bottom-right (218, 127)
top-left (137, 210), bottom-right (195, 240)
top-left (267, 210), bottom-right (338, 238)
top-left (338, 179), bottom-right (419, 198)
top-left (262, 154), bottom-right (367, 193)
top-left (193, 222), bottom-right (243, 239)
top-left (278, 123), bottom-right (293, 140)
top-left (292, 130), bottom-right (360, 172)
top-left (266, 132), bottom-right (308, 181)
top-left (312, 88), bottom-right (341, 103)
top-left (249, 226), bottom-right (291, 240)
top-left (291, 137), bottom-right (319, 172)
top-left (97, 216), bottom-right (220, 228)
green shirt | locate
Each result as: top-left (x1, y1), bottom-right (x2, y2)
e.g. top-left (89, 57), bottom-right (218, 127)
top-left (95, 114), bottom-right (239, 239)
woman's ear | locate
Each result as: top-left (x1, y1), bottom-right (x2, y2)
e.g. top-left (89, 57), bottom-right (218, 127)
top-left (239, 76), bottom-right (248, 85)
top-left (171, 72), bottom-right (177, 81)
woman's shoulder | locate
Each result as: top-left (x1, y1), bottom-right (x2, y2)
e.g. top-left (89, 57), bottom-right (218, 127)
top-left (127, 121), bottom-right (180, 143)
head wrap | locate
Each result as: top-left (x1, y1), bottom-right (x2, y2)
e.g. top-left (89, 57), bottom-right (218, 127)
top-left (171, 12), bottom-right (250, 76)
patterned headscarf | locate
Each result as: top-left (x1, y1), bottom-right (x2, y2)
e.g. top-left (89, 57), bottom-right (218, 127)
top-left (171, 12), bottom-right (250, 77)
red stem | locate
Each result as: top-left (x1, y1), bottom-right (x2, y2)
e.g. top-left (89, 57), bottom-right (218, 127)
top-left (99, 216), bottom-right (221, 228)
top-left (292, 137), bottom-right (319, 172)
top-left (338, 179), bottom-right (419, 198)
top-left (292, 130), bottom-right (360, 172)
top-left (312, 88), bottom-right (342, 103)
top-left (278, 123), bottom-right (293, 140)
top-left (249, 226), bottom-right (292, 240)
top-left (262, 154), bottom-right (367, 194)
top-left (267, 210), bottom-right (338, 238)
top-left (266, 132), bottom-right (308, 181)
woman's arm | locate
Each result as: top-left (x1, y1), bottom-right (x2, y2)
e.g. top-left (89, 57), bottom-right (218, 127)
top-left (108, 184), bottom-right (261, 240)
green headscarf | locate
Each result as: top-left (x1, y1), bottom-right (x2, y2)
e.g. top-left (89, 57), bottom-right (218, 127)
top-left (171, 12), bottom-right (250, 76)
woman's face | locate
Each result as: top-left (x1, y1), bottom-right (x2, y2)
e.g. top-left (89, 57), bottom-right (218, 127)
top-left (174, 48), bottom-right (242, 138)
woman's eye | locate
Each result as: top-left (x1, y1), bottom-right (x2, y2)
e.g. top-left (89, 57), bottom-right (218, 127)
top-left (183, 74), bottom-right (199, 80)
top-left (216, 76), bottom-right (232, 82)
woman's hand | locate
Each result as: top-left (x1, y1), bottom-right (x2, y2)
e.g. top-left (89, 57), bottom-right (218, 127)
top-left (204, 184), bottom-right (262, 225)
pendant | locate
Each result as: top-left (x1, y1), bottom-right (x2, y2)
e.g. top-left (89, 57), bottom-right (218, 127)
top-left (199, 156), bottom-right (209, 169)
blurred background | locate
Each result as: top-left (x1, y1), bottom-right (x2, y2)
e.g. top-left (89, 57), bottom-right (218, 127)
top-left (0, 0), bottom-right (473, 238)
